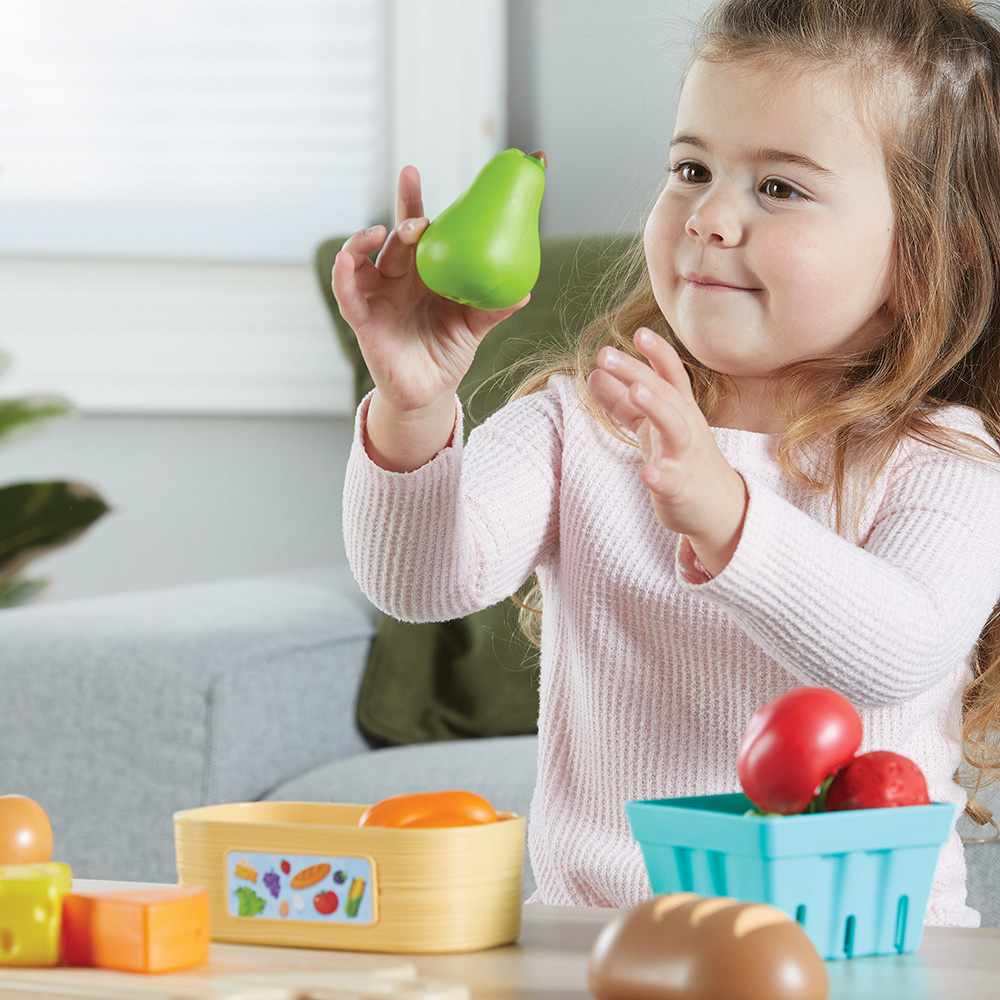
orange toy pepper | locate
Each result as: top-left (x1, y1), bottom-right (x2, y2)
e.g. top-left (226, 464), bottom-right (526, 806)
top-left (358, 790), bottom-right (499, 828)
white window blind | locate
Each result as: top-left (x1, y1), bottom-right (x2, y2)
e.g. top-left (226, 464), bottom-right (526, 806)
top-left (0, 0), bottom-right (507, 415)
top-left (0, 0), bottom-right (388, 262)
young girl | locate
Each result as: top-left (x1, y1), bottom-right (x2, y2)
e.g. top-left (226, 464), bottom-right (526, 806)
top-left (333, 0), bottom-right (1000, 926)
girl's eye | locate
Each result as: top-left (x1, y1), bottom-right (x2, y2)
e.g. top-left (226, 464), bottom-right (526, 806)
top-left (671, 161), bottom-right (711, 184)
top-left (760, 177), bottom-right (804, 200)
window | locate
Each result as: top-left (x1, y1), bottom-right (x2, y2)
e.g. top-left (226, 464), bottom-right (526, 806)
top-left (0, 0), bottom-right (386, 261)
top-left (0, 0), bottom-right (506, 415)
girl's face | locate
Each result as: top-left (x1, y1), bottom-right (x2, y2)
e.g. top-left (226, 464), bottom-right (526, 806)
top-left (645, 57), bottom-right (896, 387)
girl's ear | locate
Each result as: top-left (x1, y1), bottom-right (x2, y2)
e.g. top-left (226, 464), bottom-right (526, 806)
top-left (883, 286), bottom-right (899, 319)
top-left (879, 254), bottom-right (900, 319)
top-left (867, 265), bottom-right (900, 346)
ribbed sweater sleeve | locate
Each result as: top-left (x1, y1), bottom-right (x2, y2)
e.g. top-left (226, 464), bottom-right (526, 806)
top-left (343, 390), bottom-right (561, 623)
top-left (677, 413), bottom-right (1000, 706)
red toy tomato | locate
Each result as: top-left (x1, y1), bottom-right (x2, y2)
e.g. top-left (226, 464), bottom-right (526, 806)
top-left (0, 794), bottom-right (53, 865)
top-left (738, 687), bottom-right (863, 815)
top-left (825, 751), bottom-right (931, 810)
top-left (280, 860), bottom-right (291, 874)
top-left (314, 890), bottom-right (338, 915)
top-left (358, 790), bottom-right (498, 828)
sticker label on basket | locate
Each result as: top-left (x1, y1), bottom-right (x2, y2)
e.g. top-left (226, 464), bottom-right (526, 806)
top-left (225, 851), bottom-right (376, 925)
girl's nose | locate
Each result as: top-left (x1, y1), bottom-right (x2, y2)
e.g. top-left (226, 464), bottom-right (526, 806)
top-left (685, 190), bottom-right (743, 246)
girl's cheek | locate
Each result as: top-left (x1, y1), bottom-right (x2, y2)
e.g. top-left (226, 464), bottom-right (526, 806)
top-left (643, 200), bottom-right (667, 255)
top-left (643, 215), bottom-right (673, 297)
top-left (646, 185), bottom-right (684, 240)
top-left (762, 227), bottom-right (822, 289)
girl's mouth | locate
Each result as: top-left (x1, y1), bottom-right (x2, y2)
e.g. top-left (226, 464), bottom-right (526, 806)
top-left (684, 272), bottom-right (756, 292)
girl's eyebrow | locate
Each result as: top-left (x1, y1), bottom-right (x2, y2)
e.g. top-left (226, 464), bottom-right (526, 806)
top-left (669, 132), bottom-right (837, 180)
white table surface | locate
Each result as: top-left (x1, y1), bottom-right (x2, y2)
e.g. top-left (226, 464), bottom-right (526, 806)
top-left (27, 880), bottom-right (998, 999)
top-left (411, 904), bottom-right (1000, 1000)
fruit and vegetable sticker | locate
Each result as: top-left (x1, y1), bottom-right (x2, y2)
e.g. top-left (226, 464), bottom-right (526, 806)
top-left (226, 850), bottom-right (375, 925)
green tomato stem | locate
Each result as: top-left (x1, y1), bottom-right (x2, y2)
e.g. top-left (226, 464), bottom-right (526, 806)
top-left (805, 773), bottom-right (838, 814)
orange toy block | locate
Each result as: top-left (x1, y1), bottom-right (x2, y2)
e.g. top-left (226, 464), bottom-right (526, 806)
top-left (0, 863), bottom-right (73, 967)
top-left (61, 886), bottom-right (210, 973)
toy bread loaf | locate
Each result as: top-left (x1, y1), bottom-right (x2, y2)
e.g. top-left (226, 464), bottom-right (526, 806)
top-left (588, 893), bottom-right (829, 1000)
top-left (289, 863), bottom-right (331, 889)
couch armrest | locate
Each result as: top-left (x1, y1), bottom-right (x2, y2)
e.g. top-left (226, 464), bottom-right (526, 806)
top-left (0, 567), bottom-right (376, 882)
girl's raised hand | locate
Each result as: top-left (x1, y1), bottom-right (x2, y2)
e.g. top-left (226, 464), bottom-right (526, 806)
top-left (587, 328), bottom-right (748, 576)
top-left (332, 165), bottom-right (530, 417)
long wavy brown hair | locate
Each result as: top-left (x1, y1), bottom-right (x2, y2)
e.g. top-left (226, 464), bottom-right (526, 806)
top-left (510, 0), bottom-right (1000, 829)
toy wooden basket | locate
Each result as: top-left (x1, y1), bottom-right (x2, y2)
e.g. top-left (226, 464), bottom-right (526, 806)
top-left (626, 792), bottom-right (956, 960)
top-left (174, 802), bottom-right (526, 954)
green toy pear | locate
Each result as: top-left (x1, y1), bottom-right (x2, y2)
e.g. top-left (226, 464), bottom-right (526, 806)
top-left (415, 148), bottom-right (546, 310)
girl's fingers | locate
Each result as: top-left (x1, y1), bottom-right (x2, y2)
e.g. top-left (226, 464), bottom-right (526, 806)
top-left (462, 293), bottom-right (532, 341)
top-left (595, 344), bottom-right (687, 415)
top-left (630, 379), bottom-right (691, 453)
top-left (587, 367), bottom-right (644, 430)
top-left (331, 248), bottom-right (371, 330)
top-left (395, 165), bottom-right (426, 227)
top-left (340, 225), bottom-right (386, 260)
top-left (634, 328), bottom-right (696, 403)
top-left (339, 226), bottom-right (385, 292)
top-left (376, 217), bottom-right (430, 280)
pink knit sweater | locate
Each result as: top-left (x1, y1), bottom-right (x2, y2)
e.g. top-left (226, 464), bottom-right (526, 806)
top-left (343, 374), bottom-right (1000, 927)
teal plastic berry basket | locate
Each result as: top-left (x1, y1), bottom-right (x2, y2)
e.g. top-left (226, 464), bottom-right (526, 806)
top-left (625, 793), bottom-right (956, 960)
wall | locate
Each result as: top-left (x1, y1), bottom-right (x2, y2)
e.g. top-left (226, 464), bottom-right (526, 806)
top-left (0, 0), bottom-right (708, 604)
top-left (0, 415), bottom-right (354, 602)
top-left (508, 0), bottom-right (706, 235)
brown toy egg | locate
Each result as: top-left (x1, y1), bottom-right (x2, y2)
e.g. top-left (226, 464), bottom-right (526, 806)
top-left (0, 794), bottom-right (53, 865)
top-left (588, 893), bottom-right (829, 1000)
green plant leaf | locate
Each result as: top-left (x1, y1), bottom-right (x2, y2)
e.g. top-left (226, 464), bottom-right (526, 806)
top-left (0, 481), bottom-right (110, 581)
top-left (0, 397), bottom-right (75, 448)
top-left (0, 575), bottom-right (48, 608)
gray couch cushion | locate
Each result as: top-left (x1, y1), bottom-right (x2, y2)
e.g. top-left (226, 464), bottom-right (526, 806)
top-left (0, 568), bottom-right (376, 883)
top-left (266, 734), bottom-right (539, 897)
